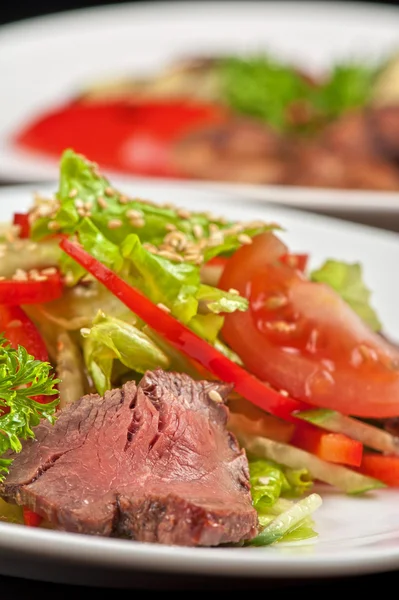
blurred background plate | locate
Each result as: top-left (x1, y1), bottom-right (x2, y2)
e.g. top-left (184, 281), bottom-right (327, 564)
top-left (1, 1), bottom-right (399, 225)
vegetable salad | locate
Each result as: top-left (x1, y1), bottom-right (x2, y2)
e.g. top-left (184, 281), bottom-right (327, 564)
top-left (0, 149), bottom-right (398, 544)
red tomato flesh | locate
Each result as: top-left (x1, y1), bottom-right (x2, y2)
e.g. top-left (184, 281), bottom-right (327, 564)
top-left (220, 232), bottom-right (399, 418)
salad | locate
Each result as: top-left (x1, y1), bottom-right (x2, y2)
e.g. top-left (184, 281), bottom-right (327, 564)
top-left (0, 149), bottom-right (398, 545)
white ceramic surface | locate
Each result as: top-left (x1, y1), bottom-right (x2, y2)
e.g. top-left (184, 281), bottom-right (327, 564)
top-left (1, 1), bottom-right (399, 215)
top-left (0, 180), bottom-right (399, 585)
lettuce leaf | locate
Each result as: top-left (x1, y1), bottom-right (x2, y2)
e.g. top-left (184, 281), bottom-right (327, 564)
top-left (310, 259), bottom-right (381, 331)
top-left (31, 150), bottom-right (277, 263)
top-left (82, 311), bottom-right (170, 395)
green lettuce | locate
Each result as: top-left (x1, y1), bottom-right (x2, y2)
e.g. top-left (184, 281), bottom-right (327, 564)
top-left (82, 311), bottom-right (170, 395)
top-left (247, 456), bottom-right (317, 545)
top-left (310, 259), bottom-right (382, 331)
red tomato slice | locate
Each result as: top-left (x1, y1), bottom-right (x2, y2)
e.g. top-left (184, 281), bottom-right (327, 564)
top-left (15, 99), bottom-right (227, 178)
top-left (220, 232), bottom-right (399, 418)
top-left (0, 269), bottom-right (63, 305)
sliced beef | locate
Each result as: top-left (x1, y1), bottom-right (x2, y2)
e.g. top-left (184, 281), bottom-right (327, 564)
top-left (0, 370), bottom-right (258, 546)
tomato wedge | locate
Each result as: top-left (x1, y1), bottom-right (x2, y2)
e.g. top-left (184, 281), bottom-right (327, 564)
top-left (0, 269), bottom-right (63, 305)
top-left (15, 99), bottom-right (227, 178)
top-left (220, 232), bottom-right (399, 418)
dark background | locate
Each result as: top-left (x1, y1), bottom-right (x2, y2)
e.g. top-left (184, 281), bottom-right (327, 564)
top-left (1, 0), bottom-right (399, 593)
top-left (1, 0), bottom-right (398, 26)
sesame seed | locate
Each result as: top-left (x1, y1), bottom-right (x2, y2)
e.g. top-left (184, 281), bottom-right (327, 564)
top-left (238, 234), bottom-right (253, 245)
top-left (130, 218), bottom-right (145, 228)
top-left (265, 296), bottom-right (288, 310)
top-left (48, 221), bottom-right (61, 231)
top-left (12, 269), bottom-right (28, 281)
top-left (126, 209), bottom-right (142, 220)
top-left (157, 303), bottom-right (171, 313)
top-left (77, 208), bottom-right (86, 218)
top-left (118, 195), bottom-right (129, 205)
top-left (157, 250), bottom-right (183, 262)
top-left (208, 389), bottom-right (223, 403)
top-left (165, 223), bottom-right (176, 232)
top-left (107, 219), bottom-right (123, 229)
top-left (80, 327), bottom-right (91, 337)
top-left (193, 224), bottom-right (204, 239)
top-left (75, 199), bottom-right (84, 209)
top-left (8, 319), bottom-right (22, 328)
top-left (177, 208), bottom-right (191, 219)
top-left (228, 288), bottom-right (240, 296)
top-left (209, 223), bottom-right (219, 234)
top-left (246, 220), bottom-right (266, 229)
top-left (104, 186), bottom-right (114, 197)
top-left (97, 196), bottom-right (108, 209)
top-left (68, 188), bottom-right (78, 198)
top-left (142, 243), bottom-right (158, 253)
top-left (267, 320), bottom-right (296, 333)
top-left (279, 389), bottom-right (289, 397)
top-left (258, 476), bottom-right (270, 485)
top-left (41, 267), bottom-right (57, 276)
top-left (84, 201), bottom-right (93, 211)
top-left (64, 272), bottom-right (75, 286)
top-left (31, 274), bottom-right (47, 282)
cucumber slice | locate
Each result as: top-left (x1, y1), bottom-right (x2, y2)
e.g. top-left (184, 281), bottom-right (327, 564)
top-left (296, 408), bottom-right (399, 455)
top-left (249, 493), bottom-right (322, 546)
top-left (238, 432), bottom-right (385, 494)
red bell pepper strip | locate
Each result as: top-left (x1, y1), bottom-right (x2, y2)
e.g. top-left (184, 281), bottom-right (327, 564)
top-left (60, 239), bottom-right (364, 464)
top-left (291, 422), bottom-right (363, 467)
top-left (0, 269), bottom-right (63, 306)
top-left (12, 213), bottom-right (30, 239)
top-left (357, 453), bottom-right (399, 486)
top-left (23, 507), bottom-right (43, 527)
top-left (0, 305), bottom-right (48, 362)
top-left (60, 238), bottom-right (305, 420)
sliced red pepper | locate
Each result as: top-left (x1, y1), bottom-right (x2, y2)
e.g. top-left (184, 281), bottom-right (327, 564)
top-left (12, 213), bottom-right (30, 239)
top-left (23, 507), bottom-right (42, 527)
top-left (0, 305), bottom-right (48, 362)
top-left (357, 453), bottom-right (399, 486)
top-left (280, 253), bottom-right (309, 272)
top-left (0, 305), bottom-right (51, 406)
top-left (291, 422), bottom-right (363, 467)
top-left (60, 238), bottom-right (305, 421)
top-left (0, 269), bottom-right (63, 305)
top-left (15, 99), bottom-right (227, 178)
top-left (61, 239), bottom-right (364, 463)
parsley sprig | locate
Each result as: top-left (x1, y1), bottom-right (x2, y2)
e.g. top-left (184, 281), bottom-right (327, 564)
top-left (0, 337), bottom-right (59, 480)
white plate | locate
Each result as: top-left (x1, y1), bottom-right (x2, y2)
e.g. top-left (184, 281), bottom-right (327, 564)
top-left (1, 179), bottom-right (399, 586)
top-left (1, 1), bottom-right (399, 216)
